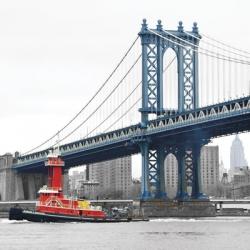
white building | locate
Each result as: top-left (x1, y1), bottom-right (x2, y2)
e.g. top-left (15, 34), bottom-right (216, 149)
top-left (200, 146), bottom-right (220, 195)
top-left (88, 156), bottom-right (132, 199)
top-left (69, 170), bottom-right (86, 195)
top-left (165, 154), bottom-right (178, 198)
top-left (164, 146), bottom-right (220, 198)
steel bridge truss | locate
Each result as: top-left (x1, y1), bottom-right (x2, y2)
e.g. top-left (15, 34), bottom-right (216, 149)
top-left (138, 19), bottom-right (202, 199)
top-left (14, 96), bottom-right (250, 200)
top-left (15, 96), bottom-right (250, 167)
top-left (14, 20), bottom-right (250, 201)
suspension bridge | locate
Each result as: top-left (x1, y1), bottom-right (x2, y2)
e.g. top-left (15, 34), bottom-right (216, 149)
top-left (12, 19), bottom-right (250, 200)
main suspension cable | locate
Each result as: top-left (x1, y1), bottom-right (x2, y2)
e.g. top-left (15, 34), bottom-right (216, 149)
top-left (201, 33), bottom-right (250, 56)
top-left (102, 56), bottom-right (176, 132)
top-left (89, 55), bottom-right (176, 135)
top-left (162, 29), bottom-right (250, 64)
top-left (86, 81), bottom-right (142, 137)
top-left (103, 98), bottom-right (141, 133)
top-left (50, 54), bottom-right (142, 148)
top-left (149, 29), bottom-right (250, 65)
top-left (183, 31), bottom-right (250, 59)
top-left (23, 36), bottom-right (139, 155)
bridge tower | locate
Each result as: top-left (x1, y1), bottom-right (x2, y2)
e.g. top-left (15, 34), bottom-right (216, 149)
top-left (138, 19), bottom-right (206, 200)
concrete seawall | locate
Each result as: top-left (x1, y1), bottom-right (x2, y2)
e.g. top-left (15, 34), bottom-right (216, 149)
top-left (2, 200), bottom-right (250, 218)
top-left (141, 200), bottom-right (216, 217)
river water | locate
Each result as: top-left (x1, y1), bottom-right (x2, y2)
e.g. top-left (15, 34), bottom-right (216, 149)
top-left (1, 217), bottom-right (250, 250)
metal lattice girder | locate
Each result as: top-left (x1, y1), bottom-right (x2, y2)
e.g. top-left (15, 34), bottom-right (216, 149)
top-left (139, 19), bottom-right (200, 123)
top-left (148, 150), bottom-right (158, 185)
top-left (183, 47), bottom-right (194, 110)
top-left (147, 44), bottom-right (158, 109)
top-left (185, 149), bottom-right (193, 186)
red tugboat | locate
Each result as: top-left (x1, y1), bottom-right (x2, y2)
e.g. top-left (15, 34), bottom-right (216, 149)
top-left (9, 152), bottom-right (131, 222)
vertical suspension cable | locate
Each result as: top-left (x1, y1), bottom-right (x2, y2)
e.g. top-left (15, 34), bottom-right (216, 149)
top-left (235, 53), bottom-right (238, 98)
top-left (206, 46), bottom-right (209, 105)
top-left (217, 43), bottom-right (220, 103)
top-left (228, 50), bottom-right (232, 99)
top-left (222, 46), bottom-right (226, 101)
top-left (169, 57), bottom-right (172, 109)
top-left (199, 48), bottom-right (204, 107)
top-left (210, 42), bottom-right (215, 104)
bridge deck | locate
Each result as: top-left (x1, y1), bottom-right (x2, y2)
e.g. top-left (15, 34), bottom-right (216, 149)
top-left (14, 96), bottom-right (250, 171)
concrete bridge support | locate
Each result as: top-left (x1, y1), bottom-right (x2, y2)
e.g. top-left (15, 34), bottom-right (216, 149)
top-left (0, 154), bottom-right (16, 201)
top-left (0, 153), bottom-right (47, 201)
top-left (14, 174), bottom-right (25, 200)
top-left (21, 173), bottom-right (47, 200)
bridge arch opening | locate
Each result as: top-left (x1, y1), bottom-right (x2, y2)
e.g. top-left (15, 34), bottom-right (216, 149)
top-left (164, 153), bottom-right (178, 199)
top-left (163, 48), bottom-right (178, 113)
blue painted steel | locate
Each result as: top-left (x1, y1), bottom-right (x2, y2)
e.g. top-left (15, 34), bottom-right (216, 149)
top-left (138, 19), bottom-right (202, 200)
top-left (155, 147), bottom-right (167, 199)
top-left (13, 21), bottom-right (250, 203)
top-left (12, 15), bottom-right (250, 203)
top-left (176, 147), bottom-right (189, 200)
top-left (191, 142), bottom-right (207, 199)
top-left (139, 140), bottom-right (151, 199)
top-left (15, 96), bottom-right (250, 172)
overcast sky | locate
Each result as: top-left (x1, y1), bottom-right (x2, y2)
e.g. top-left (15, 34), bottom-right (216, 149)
top-left (0, 0), bottom-right (250, 177)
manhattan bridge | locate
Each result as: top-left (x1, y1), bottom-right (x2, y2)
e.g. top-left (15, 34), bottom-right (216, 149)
top-left (14, 19), bottom-right (250, 201)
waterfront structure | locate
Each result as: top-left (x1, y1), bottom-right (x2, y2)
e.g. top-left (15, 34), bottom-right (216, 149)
top-left (232, 168), bottom-right (250, 198)
top-left (77, 180), bottom-right (99, 199)
top-left (165, 146), bottom-right (220, 197)
top-left (88, 156), bottom-right (132, 199)
top-left (130, 178), bottom-right (141, 199)
top-left (233, 168), bottom-right (250, 186)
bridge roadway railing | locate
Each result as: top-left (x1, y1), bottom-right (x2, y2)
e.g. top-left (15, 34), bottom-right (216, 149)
top-left (14, 96), bottom-right (250, 168)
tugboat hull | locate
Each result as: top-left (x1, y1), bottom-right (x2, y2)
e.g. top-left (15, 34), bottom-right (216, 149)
top-left (9, 207), bottom-right (132, 223)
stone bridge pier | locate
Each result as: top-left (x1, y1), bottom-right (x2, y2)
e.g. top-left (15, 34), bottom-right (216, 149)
top-left (0, 153), bottom-right (47, 201)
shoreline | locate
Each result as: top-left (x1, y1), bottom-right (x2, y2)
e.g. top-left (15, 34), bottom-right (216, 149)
top-left (1, 200), bottom-right (250, 219)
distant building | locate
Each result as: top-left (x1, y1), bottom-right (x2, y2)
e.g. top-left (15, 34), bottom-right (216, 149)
top-left (88, 156), bottom-right (132, 199)
top-left (233, 169), bottom-right (250, 186)
top-left (78, 180), bottom-right (99, 199)
top-left (69, 170), bottom-right (86, 196)
top-left (165, 154), bottom-right (178, 198)
top-left (200, 146), bottom-right (220, 195)
top-left (229, 135), bottom-right (248, 182)
top-left (165, 146), bottom-right (220, 198)
top-left (219, 173), bottom-right (231, 198)
top-left (130, 178), bottom-right (141, 199)
top-left (219, 161), bottom-right (227, 182)
top-left (233, 168), bottom-right (250, 198)
top-left (230, 135), bottom-right (248, 170)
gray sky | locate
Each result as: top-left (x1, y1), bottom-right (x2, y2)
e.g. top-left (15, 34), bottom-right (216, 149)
top-left (0, 0), bottom-right (250, 177)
